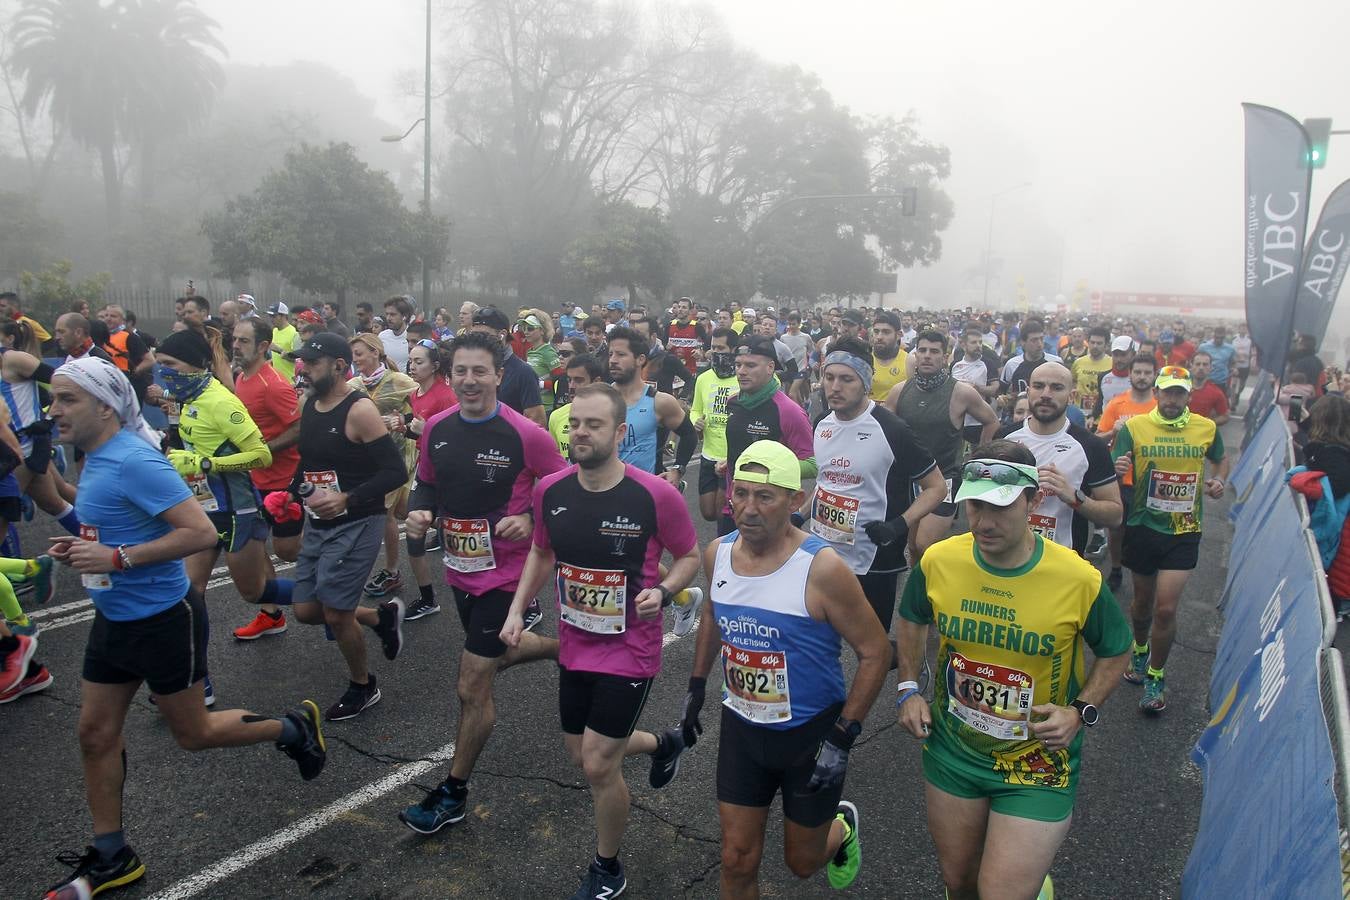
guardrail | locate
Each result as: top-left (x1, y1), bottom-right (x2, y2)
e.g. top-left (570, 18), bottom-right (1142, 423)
top-left (1183, 404), bottom-right (1350, 898)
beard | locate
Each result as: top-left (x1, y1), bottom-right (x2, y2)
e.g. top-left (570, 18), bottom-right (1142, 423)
top-left (1031, 402), bottom-right (1064, 423)
top-left (312, 373), bottom-right (337, 396)
top-left (574, 443), bottom-right (614, 469)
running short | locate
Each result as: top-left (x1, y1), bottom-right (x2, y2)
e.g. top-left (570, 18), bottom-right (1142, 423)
top-left (857, 570), bottom-right (900, 633)
top-left (698, 457), bottom-right (720, 495)
top-left (83, 590), bottom-right (208, 696)
top-left (208, 510), bottom-right (269, 554)
top-left (453, 587), bottom-right (513, 659)
top-left (962, 424), bottom-right (985, 452)
top-left (258, 498), bottom-right (305, 539)
top-left (916, 471), bottom-right (961, 518)
top-left (716, 702), bottom-right (844, 827)
top-left (922, 736), bottom-right (1076, 823)
top-left (1122, 525), bottom-right (1201, 575)
top-left (558, 666), bottom-right (653, 739)
top-left (292, 514), bottom-right (385, 610)
top-left (1119, 483), bottom-right (1133, 516)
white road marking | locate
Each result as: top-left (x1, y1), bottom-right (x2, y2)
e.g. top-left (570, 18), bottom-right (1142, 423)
top-left (145, 741), bottom-right (456, 900)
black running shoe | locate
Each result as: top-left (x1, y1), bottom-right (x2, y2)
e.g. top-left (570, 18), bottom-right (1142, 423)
top-left (374, 598), bottom-right (405, 660)
top-left (648, 727), bottom-right (686, 789)
top-left (278, 699), bottom-right (327, 780)
top-left (404, 594), bottom-right (441, 621)
top-left (325, 679), bottom-right (381, 721)
top-left (523, 597), bottom-right (544, 632)
top-left (45, 845), bottom-right (145, 899)
top-left (570, 860), bottom-right (626, 900)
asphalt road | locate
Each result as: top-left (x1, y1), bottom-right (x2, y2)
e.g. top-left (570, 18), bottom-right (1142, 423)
top-left (4, 445), bottom-right (1238, 900)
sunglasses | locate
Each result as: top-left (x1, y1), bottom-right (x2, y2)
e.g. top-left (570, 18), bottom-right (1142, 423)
top-left (414, 339), bottom-right (438, 351)
top-left (1159, 365), bottom-right (1190, 379)
top-left (559, 349), bottom-right (575, 359)
top-left (961, 460), bottom-right (1038, 488)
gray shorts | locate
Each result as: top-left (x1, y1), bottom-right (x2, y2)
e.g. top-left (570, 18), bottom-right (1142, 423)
top-left (292, 515), bottom-right (385, 610)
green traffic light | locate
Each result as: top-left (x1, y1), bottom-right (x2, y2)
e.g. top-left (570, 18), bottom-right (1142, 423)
top-left (1304, 117), bottom-right (1332, 169)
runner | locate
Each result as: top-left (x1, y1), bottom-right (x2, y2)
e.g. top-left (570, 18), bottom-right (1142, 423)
top-left (1113, 365), bottom-right (1229, 713)
top-left (1004, 362), bottom-right (1122, 555)
top-left (42, 357), bottom-right (325, 900)
top-left (664, 297), bottom-right (708, 379)
top-left (231, 318), bottom-right (304, 641)
top-left (469, 307), bottom-right (546, 426)
top-left (1186, 350), bottom-right (1231, 426)
top-left (283, 333), bottom-right (410, 721)
top-left (501, 382), bottom-right (699, 900)
top-left (605, 327), bottom-right (696, 478)
top-left (1091, 335), bottom-right (1137, 425)
top-left (1230, 323), bottom-right (1253, 410)
top-left (998, 319), bottom-right (1062, 412)
top-left (1096, 354), bottom-right (1158, 591)
top-left (680, 439), bottom-right (890, 897)
top-left (401, 339), bottom-right (458, 620)
top-left (397, 331), bottom-right (568, 835)
top-left (721, 335), bottom-right (816, 536)
top-left (1196, 325), bottom-right (1236, 400)
top-left (811, 336), bottom-right (946, 651)
top-left (896, 440), bottom-right (1132, 900)
top-left (884, 330), bottom-right (999, 562)
top-left (952, 326), bottom-right (1001, 448)
top-left (1070, 327), bottom-right (1112, 423)
top-left (690, 328), bottom-right (739, 523)
top-left (549, 353), bottom-right (605, 458)
top-left (156, 329), bottom-right (278, 700)
top-left (868, 311), bottom-right (910, 403)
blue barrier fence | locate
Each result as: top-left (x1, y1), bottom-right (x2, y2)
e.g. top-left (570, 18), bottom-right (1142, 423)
top-left (1183, 405), bottom-right (1348, 898)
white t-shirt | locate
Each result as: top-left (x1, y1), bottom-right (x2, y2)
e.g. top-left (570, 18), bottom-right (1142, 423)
top-left (379, 329), bottom-right (410, 372)
top-left (1232, 335), bottom-right (1252, 368)
top-left (952, 356), bottom-right (995, 426)
top-left (1003, 420), bottom-right (1116, 552)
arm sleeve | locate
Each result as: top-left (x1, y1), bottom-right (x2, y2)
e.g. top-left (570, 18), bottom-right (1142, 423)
top-left (897, 560), bottom-right (934, 624)
top-left (1082, 581), bottom-right (1132, 657)
top-left (32, 361), bottom-right (54, 384)
top-left (209, 408), bottom-right (272, 473)
top-left (1081, 432), bottom-right (1118, 488)
top-left (672, 413), bottom-right (697, 470)
top-left (345, 434), bottom-right (408, 506)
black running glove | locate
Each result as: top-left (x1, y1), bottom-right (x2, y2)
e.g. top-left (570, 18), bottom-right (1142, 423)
top-left (681, 677), bottom-right (706, 748)
top-left (864, 516), bottom-right (909, 548)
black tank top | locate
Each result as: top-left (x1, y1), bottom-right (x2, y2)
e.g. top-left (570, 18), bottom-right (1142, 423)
top-left (299, 390), bottom-right (385, 526)
top-left (897, 376), bottom-right (963, 476)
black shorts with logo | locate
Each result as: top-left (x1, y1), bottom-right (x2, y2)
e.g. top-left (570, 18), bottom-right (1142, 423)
top-left (453, 587), bottom-right (514, 659)
top-left (716, 701), bottom-right (845, 827)
top-left (1122, 525), bottom-right (1201, 575)
top-left (558, 666), bottom-right (654, 739)
top-left (83, 589), bottom-right (208, 696)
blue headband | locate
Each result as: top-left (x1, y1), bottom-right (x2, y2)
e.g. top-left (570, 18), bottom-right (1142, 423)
top-left (823, 351), bottom-right (874, 392)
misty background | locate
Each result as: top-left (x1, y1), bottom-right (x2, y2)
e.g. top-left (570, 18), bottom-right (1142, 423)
top-left (3, 0), bottom-right (1349, 329)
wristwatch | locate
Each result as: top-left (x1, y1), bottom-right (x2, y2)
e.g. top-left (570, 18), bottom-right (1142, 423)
top-left (200, 457), bottom-right (213, 474)
top-left (1070, 699), bottom-right (1099, 727)
top-left (1069, 488), bottom-right (1088, 509)
top-left (834, 716), bottom-right (863, 747)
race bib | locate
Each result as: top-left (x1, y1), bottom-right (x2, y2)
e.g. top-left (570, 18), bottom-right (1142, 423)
top-left (184, 472), bottom-right (218, 512)
top-left (302, 470), bottom-right (341, 520)
top-left (946, 650), bottom-right (1034, 740)
top-left (442, 517), bottom-right (496, 573)
top-left (721, 643), bottom-right (791, 723)
top-left (1028, 512), bottom-right (1057, 542)
top-left (912, 477), bottom-right (955, 503)
top-left (557, 563), bottom-right (626, 634)
top-left (811, 488), bottom-right (859, 544)
top-left (79, 524), bottom-right (111, 591)
top-left (1146, 470), bottom-right (1198, 513)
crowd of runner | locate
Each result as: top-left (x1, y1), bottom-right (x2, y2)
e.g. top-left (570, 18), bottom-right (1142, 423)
top-left (0, 286), bottom-right (1259, 899)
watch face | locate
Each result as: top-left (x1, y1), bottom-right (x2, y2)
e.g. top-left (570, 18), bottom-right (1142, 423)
top-left (1080, 704), bottom-right (1099, 726)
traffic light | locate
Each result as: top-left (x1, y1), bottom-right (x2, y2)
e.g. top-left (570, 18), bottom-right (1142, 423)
top-left (1304, 117), bottom-right (1332, 169)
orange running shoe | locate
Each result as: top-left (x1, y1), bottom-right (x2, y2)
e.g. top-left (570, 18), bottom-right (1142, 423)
top-left (234, 609), bottom-right (287, 641)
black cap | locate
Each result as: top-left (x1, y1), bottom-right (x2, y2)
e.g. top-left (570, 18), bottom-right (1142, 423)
top-left (287, 332), bottom-right (352, 363)
top-left (841, 309), bottom-right (864, 325)
top-left (157, 329), bottom-right (214, 370)
top-left (472, 306), bottom-right (511, 331)
top-left (736, 334), bottom-right (778, 362)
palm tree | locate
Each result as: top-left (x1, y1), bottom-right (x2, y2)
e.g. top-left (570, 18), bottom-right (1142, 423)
top-left (9, 0), bottom-right (224, 230)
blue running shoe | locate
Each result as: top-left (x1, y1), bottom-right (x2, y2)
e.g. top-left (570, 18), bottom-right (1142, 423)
top-left (399, 783), bottom-right (467, 834)
top-left (33, 555), bottom-right (55, 605)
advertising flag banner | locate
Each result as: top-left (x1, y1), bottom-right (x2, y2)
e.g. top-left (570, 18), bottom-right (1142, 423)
top-left (1292, 179), bottom-right (1350, 349)
top-left (1243, 103), bottom-right (1313, 380)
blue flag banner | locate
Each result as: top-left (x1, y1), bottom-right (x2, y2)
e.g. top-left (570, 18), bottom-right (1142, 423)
top-left (1293, 179), bottom-right (1350, 351)
top-left (1243, 104), bottom-right (1313, 381)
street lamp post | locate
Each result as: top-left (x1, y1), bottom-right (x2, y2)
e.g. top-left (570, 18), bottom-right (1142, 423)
top-left (982, 181), bottom-right (1031, 307)
top-left (382, 0), bottom-right (433, 313)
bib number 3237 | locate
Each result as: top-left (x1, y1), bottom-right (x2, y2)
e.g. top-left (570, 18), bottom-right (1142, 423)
top-left (557, 563), bottom-right (626, 634)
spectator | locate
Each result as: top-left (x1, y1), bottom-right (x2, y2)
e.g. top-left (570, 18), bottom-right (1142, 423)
top-left (322, 301), bottom-right (352, 338)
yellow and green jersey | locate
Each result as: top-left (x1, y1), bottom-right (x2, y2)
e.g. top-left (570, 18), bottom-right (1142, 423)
top-left (690, 369), bottom-right (738, 461)
top-left (1071, 354), bottom-right (1111, 404)
top-left (177, 379), bottom-right (271, 513)
top-left (271, 324), bottom-right (298, 382)
top-left (899, 533), bottom-right (1131, 785)
top-left (1112, 410), bottom-right (1223, 535)
top-left (549, 403), bottom-right (572, 459)
top-left (869, 350), bottom-right (909, 402)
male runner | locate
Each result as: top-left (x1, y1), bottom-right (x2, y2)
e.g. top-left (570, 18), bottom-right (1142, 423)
top-left (549, 353), bottom-right (606, 458)
top-left (285, 334), bottom-right (410, 720)
top-left (470, 307), bottom-right (546, 425)
top-left (1113, 365), bottom-right (1228, 713)
top-left (681, 439), bottom-right (890, 897)
top-left (952, 326), bottom-right (1000, 448)
top-left (1186, 351), bottom-right (1231, 426)
top-left (897, 440), bottom-right (1132, 900)
top-left (1096, 354), bottom-right (1158, 591)
top-left (232, 319), bottom-right (304, 640)
top-left (1196, 325), bottom-right (1236, 400)
top-left (1070, 327), bottom-right (1112, 422)
top-left (721, 335), bottom-right (816, 535)
top-left (868, 311), bottom-right (910, 402)
top-left (885, 330), bottom-right (999, 562)
top-left (780, 311), bottom-right (815, 405)
top-left (691, 329), bottom-right (739, 523)
top-left (664, 297), bottom-right (708, 376)
top-left (502, 383), bottom-right (698, 900)
top-left (811, 337), bottom-right (946, 647)
top-left (998, 319), bottom-right (1062, 412)
top-left (43, 358), bottom-right (325, 900)
top-left (1230, 323), bottom-right (1253, 409)
top-left (397, 331), bottom-right (567, 833)
top-left (1004, 362), bottom-right (1121, 554)
top-left (605, 327), bottom-right (696, 479)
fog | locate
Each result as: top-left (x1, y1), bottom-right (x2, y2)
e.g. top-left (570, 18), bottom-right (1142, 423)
top-left (8, 0), bottom-right (1350, 324)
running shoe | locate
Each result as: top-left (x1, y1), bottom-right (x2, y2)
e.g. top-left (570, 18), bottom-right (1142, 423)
top-left (364, 569), bottom-right (402, 597)
top-left (7, 617), bottom-right (37, 637)
top-left (278, 699), bottom-right (327, 780)
top-left (203, 675), bottom-right (216, 708)
top-left (234, 609), bottom-right (287, 641)
top-left (1123, 647), bottom-right (1149, 685)
top-left (20, 494), bottom-right (33, 522)
top-left (374, 599), bottom-right (406, 660)
top-left (827, 800), bottom-right (861, 889)
top-left (404, 594), bottom-right (441, 621)
top-left (670, 587), bottom-right (704, 637)
top-left (0, 662), bottom-right (52, 703)
top-left (522, 597), bottom-right (544, 633)
top-left (32, 554), bottom-right (55, 605)
top-left (648, 727), bottom-right (686, 789)
top-left (13, 579), bottom-right (33, 597)
top-left (1141, 674), bottom-right (1166, 713)
top-left (398, 782), bottom-right (467, 834)
top-left (326, 679), bottom-right (381, 721)
top-left (1038, 873), bottom-right (1055, 899)
top-left (1085, 529), bottom-right (1108, 559)
top-left (570, 860), bottom-right (626, 900)
top-left (0, 633), bottom-right (37, 695)
top-left (44, 845), bottom-right (145, 899)
top-left (1106, 567), bottom-right (1123, 592)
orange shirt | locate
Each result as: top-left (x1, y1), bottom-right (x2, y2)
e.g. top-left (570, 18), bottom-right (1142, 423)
top-left (1096, 393), bottom-right (1157, 486)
